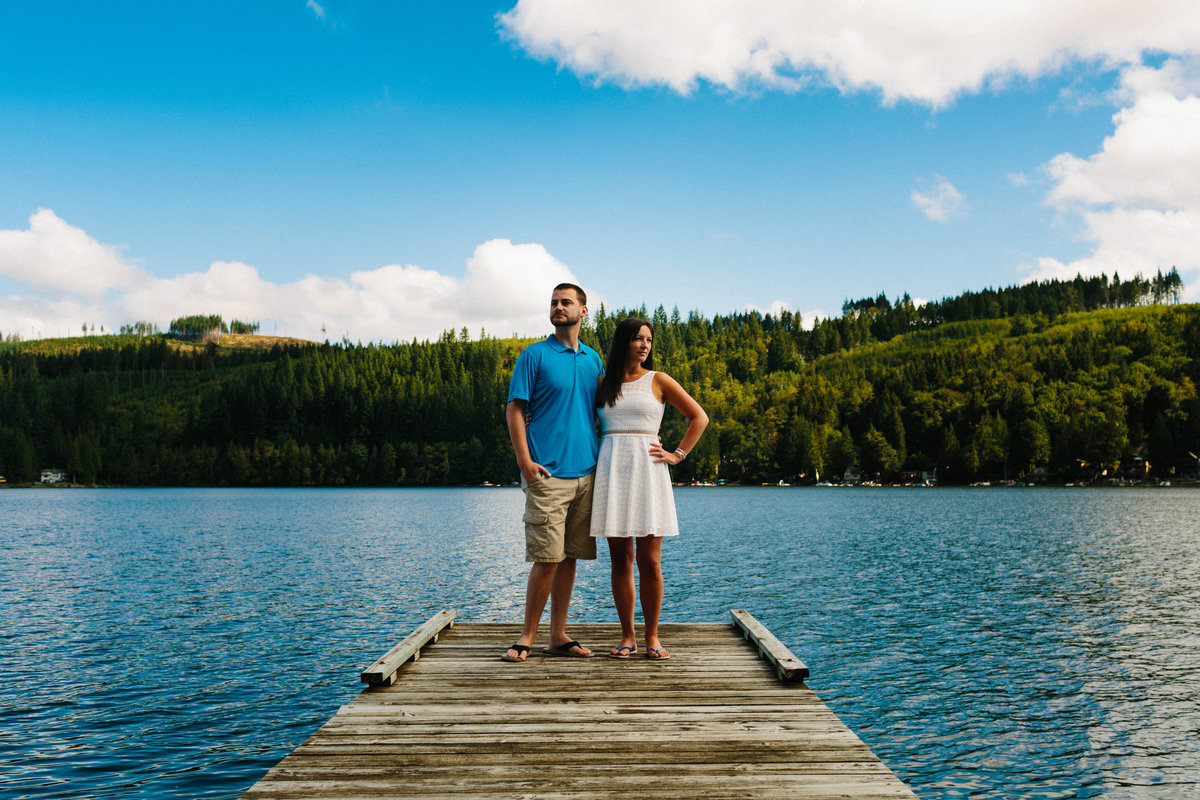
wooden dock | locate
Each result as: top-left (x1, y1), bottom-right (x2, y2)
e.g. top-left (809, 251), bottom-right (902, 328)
top-left (241, 610), bottom-right (917, 799)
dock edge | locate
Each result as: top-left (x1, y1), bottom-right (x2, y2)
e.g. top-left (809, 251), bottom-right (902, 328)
top-left (359, 609), bottom-right (457, 686)
top-left (729, 608), bottom-right (810, 683)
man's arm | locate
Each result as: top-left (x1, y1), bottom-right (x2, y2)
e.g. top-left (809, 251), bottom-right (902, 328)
top-left (506, 399), bottom-right (550, 483)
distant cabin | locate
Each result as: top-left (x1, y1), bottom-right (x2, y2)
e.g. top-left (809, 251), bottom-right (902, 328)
top-left (40, 469), bottom-right (67, 484)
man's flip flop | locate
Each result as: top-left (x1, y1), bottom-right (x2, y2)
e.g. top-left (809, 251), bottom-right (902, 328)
top-left (500, 644), bottom-right (531, 662)
top-left (646, 646), bottom-right (671, 661)
top-left (541, 640), bottom-right (594, 658)
top-left (607, 645), bottom-right (636, 659)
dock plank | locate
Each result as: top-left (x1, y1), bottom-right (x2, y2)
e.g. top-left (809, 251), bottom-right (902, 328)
top-left (241, 618), bottom-right (917, 799)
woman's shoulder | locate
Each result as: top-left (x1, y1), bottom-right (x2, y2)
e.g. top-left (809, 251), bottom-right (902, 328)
top-left (649, 370), bottom-right (677, 397)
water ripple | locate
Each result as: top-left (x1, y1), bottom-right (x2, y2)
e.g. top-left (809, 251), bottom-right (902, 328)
top-left (2, 487), bottom-right (1199, 798)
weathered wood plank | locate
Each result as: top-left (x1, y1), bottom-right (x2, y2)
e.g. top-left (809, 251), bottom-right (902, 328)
top-left (730, 608), bottom-right (810, 681)
top-left (358, 610), bottom-right (457, 687)
top-left (242, 614), bottom-right (917, 799)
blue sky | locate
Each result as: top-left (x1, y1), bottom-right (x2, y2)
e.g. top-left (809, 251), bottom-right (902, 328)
top-left (3, 1), bottom-right (1199, 342)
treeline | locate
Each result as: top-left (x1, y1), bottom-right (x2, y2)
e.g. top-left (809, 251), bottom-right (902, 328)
top-left (0, 273), bottom-right (1197, 486)
top-left (168, 314), bottom-right (261, 338)
top-left (0, 331), bottom-right (521, 486)
top-left (774, 268), bottom-right (1185, 360)
top-left (1, 314), bottom-right (262, 345)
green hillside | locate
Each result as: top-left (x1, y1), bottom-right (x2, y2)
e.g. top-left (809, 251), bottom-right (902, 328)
top-left (2, 275), bottom-right (1197, 486)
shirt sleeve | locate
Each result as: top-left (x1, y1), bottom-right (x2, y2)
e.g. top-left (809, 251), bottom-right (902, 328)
top-left (507, 346), bottom-right (537, 404)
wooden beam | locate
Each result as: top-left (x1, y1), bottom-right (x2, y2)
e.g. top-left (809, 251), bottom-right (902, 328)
top-left (244, 621), bottom-right (917, 799)
top-left (359, 610), bottom-right (457, 686)
top-left (730, 608), bottom-right (810, 682)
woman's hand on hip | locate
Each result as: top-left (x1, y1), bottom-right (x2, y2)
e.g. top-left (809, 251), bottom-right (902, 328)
top-left (648, 442), bottom-right (680, 465)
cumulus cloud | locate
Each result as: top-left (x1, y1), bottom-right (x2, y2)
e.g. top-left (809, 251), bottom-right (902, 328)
top-left (0, 292), bottom-right (106, 340)
top-left (498, 0), bottom-right (1200, 106)
top-left (911, 174), bottom-right (966, 223)
top-left (497, 2), bottom-right (1200, 298)
top-left (1029, 58), bottom-right (1200, 297)
top-left (1026, 207), bottom-right (1200, 287)
top-left (0, 209), bottom-right (142, 297)
top-left (744, 299), bottom-right (827, 329)
top-left (0, 212), bottom-right (583, 341)
top-left (1046, 92), bottom-right (1200, 210)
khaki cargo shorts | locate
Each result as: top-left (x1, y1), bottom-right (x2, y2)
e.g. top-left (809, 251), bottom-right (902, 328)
top-left (521, 473), bottom-right (597, 562)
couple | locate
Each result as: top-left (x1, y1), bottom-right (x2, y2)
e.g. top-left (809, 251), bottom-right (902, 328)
top-left (502, 283), bottom-right (708, 663)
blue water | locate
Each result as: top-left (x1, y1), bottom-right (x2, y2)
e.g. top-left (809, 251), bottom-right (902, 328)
top-left (2, 487), bottom-right (1199, 799)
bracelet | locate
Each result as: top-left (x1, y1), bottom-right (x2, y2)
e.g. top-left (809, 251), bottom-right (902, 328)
top-left (674, 448), bottom-right (687, 460)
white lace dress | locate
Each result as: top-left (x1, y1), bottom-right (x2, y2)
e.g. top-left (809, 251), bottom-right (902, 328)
top-left (590, 371), bottom-right (679, 538)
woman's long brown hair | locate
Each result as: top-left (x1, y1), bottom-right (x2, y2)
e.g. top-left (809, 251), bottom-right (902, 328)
top-left (596, 317), bottom-right (654, 408)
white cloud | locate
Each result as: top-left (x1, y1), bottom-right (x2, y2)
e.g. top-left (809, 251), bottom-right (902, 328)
top-left (306, 0), bottom-right (326, 20)
top-left (744, 299), bottom-right (828, 329)
top-left (0, 209), bottom-right (142, 297)
top-left (496, 2), bottom-right (1200, 298)
top-left (459, 239), bottom-right (580, 332)
top-left (0, 213), bottom-right (584, 341)
top-left (1046, 91), bottom-right (1200, 209)
top-left (498, 0), bottom-right (1200, 106)
top-left (1113, 54), bottom-right (1200, 104)
top-left (1031, 59), bottom-right (1200, 298)
top-left (911, 174), bottom-right (966, 223)
top-left (0, 292), bottom-right (106, 339)
top-left (746, 299), bottom-right (791, 318)
top-left (1023, 207), bottom-right (1200, 294)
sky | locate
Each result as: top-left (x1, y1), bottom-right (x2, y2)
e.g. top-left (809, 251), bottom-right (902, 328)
top-left (2, 1), bottom-right (1200, 343)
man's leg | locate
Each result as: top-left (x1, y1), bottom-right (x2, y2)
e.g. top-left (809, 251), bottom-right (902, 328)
top-left (504, 561), bottom-right (559, 661)
top-left (548, 557), bottom-right (575, 639)
top-left (506, 475), bottom-right (572, 661)
top-left (548, 558), bottom-right (592, 655)
top-left (546, 474), bottom-right (596, 656)
top-left (547, 557), bottom-right (590, 654)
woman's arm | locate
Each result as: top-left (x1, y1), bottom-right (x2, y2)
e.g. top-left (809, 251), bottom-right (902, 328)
top-left (649, 372), bottom-right (708, 465)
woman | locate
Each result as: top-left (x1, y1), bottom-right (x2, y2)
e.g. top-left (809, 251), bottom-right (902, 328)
top-left (591, 317), bottom-right (708, 660)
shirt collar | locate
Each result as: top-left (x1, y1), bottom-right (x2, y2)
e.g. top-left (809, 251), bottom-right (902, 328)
top-left (545, 334), bottom-right (582, 353)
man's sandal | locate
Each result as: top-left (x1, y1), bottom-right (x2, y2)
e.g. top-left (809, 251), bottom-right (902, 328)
top-left (501, 643), bottom-right (531, 662)
top-left (541, 640), bottom-right (594, 658)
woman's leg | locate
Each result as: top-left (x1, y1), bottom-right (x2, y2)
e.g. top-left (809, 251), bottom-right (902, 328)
top-left (607, 538), bottom-right (638, 653)
top-left (635, 536), bottom-right (666, 655)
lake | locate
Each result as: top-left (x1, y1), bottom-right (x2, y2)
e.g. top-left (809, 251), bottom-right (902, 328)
top-left (2, 487), bottom-right (1199, 798)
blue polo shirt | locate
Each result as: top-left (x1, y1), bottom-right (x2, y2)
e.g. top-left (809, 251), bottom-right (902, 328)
top-left (507, 335), bottom-right (603, 478)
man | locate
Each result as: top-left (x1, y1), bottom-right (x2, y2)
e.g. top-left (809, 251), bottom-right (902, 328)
top-left (502, 283), bottom-right (603, 661)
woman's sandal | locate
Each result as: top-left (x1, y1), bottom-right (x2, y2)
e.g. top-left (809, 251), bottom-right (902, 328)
top-left (500, 643), bottom-right (531, 662)
top-left (607, 644), bottom-right (637, 659)
top-left (646, 646), bottom-right (671, 661)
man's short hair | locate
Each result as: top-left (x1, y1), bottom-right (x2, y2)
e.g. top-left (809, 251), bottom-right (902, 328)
top-left (554, 282), bottom-right (587, 305)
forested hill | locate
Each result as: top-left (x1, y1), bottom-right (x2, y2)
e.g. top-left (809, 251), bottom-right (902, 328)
top-left (1, 273), bottom-right (1197, 486)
